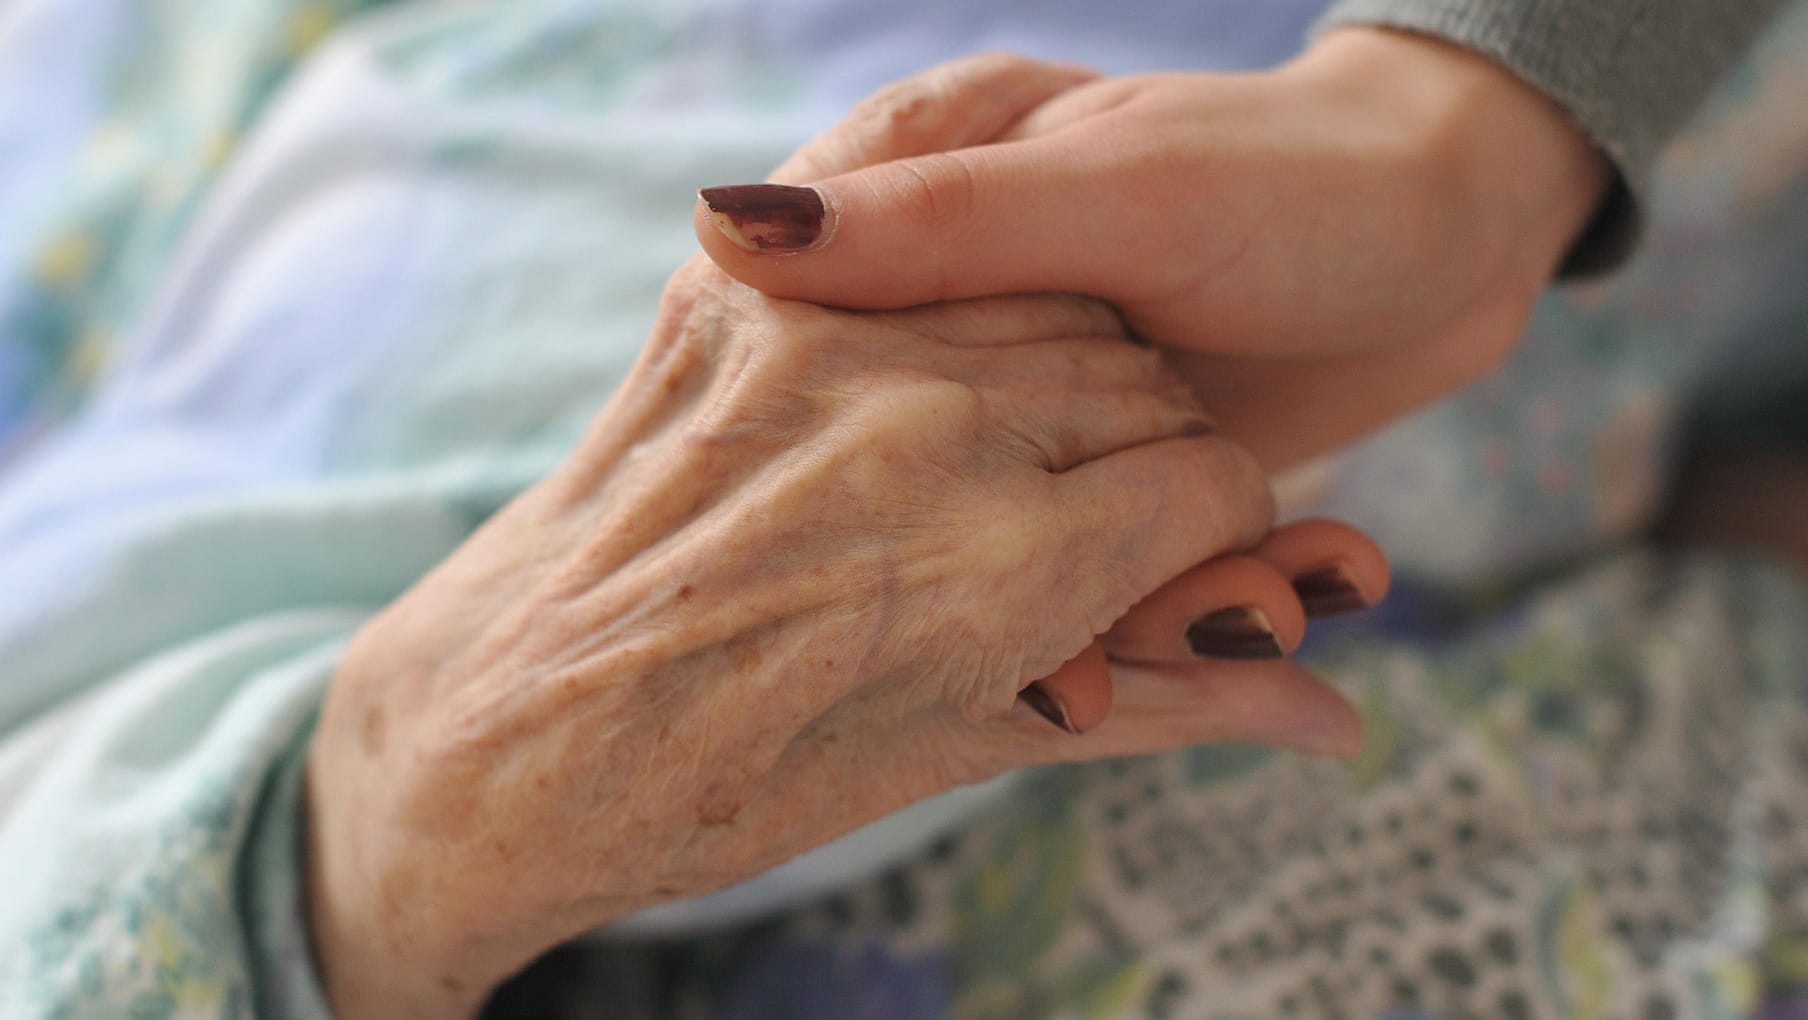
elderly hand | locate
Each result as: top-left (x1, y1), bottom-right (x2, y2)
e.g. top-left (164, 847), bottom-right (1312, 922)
top-left (305, 255), bottom-right (1373, 1018)
top-left (693, 38), bottom-right (1613, 469)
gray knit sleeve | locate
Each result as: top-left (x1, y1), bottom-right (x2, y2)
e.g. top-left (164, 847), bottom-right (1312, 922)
top-left (1314, 0), bottom-right (1791, 275)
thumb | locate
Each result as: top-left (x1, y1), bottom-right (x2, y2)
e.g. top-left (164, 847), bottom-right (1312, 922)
top-left (697, 136), bottom-right (1145, 309)
top-left (697, 65), bottom-right (1149, 309)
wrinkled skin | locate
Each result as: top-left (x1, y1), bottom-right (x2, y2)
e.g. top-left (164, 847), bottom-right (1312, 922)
top-left (306, 259), bottom-right (1363, 1019)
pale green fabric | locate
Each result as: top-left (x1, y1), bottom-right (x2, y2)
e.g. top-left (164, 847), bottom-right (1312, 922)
top-left (0, 2), bottom-right (804, 1013)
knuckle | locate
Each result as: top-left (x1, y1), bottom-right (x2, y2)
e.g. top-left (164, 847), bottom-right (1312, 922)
top-left (947, 51), bottom-right (1044, 101)
top-left (1114, 343), bottom-right (1174, 390)
top-left (1065, 551), bottom-right (1145, 636)
top-left (736, 298), bottom-right (848, 381)
top-left (897, 374), bottom-right (985, 423)
top-left (886, 151), bottom-right (978, 236)
top-left (851, 80), bottom-right (935, 141)
top-left (684, 307), bottom-right (849, 441)
top-left (1026, 421), bottom-right (1083, 474)
top-left (1018, 296), bottom-right (1132, 349)
top-left (840, 51), bottom-right (1050, 169)
top-left (908, 376), bottom-right (989, 441)
top-left (848, 67), bottom-right (967, 155)
top-left (961, 49), bottom-right (1040, 78)
top-left (841, 374), bottom-right (986, 463)
top-left (1065, 293), bottom-right (1132, 341)
top-left (1205, 439), bottom-right (1276, 546)
top-left (881, 83), bottom-right (946, 140)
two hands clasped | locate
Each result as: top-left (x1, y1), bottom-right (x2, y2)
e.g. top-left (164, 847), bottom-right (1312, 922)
top-left (305, 31), bottom-right (1610, 1020)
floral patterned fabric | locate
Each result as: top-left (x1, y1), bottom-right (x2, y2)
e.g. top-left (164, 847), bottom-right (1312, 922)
top-left (517, 555), bottom-right (1808, 1020)
top-left (0, 1), bottom-right (1804, 1018)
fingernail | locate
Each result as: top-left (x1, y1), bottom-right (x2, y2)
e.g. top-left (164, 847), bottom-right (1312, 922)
top-left (1293, 564), bottom-right (1369, 618)
top-left (699, 184), bottom-right (829, 253)
top-left (1019, 682), bottom-right (1080, 735)
top-left (1185, 606), bottom-right (1283, 660)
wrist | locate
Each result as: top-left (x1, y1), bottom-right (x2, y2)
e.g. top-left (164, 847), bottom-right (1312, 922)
top-left (1288, 26), bottom-right (1612, 280)
top-left (304, 732), bottom-right (512, 1020)
top-left (304, 628), bottom-right (664, 1020)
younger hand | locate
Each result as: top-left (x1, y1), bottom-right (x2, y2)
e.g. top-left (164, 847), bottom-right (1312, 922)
top-left (695, 37), bottom-right (1613, 468)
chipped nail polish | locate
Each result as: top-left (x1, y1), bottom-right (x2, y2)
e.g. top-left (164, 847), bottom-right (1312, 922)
top-left (699, 184), bottom-right (828, 253)
top-left (1019, 682), bottom-right (1080, 735)
top-left (1293, 564), bottom-right (1369, 618)
top-left (1185, 606), bottom-right (1284, 660)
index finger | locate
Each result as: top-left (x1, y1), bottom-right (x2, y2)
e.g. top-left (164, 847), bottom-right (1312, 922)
top-left (767, 52), bottom-right (1098, 184)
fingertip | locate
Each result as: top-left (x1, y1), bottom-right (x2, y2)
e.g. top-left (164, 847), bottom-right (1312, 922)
top-left (1309, 687), bottom-right (1366, 761)
top-left (1049, 60), bottom-right (1104, 82)
top-left (1254, 517), bottom-right (1391, 616)
top-left (1331, 710), bottom-right (1366, 761)
top-left (692, 191), bottom-right (755, 276)
top-left (1100, 659), bottom-right (1363, 761)
top-left (1022, 641), bottom-right (1113, 735)
top-left (695, 183), bottom-right (837, 254)
top-left (1246, 663), bottom-right (1364, 760)
top-left (1105, 554), bottom-right (1306, 665)
top-left (691, 186), bottom-right (835, 304)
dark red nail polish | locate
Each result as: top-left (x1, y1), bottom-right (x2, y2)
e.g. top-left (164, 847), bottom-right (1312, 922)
top-left (1019, 682), bottom-right (1080, 735)
top-left (1293, 564), bottom-right (1369, 618)
top-left (1185, 606), bottom-right (1283, 660)
top-left (699, 184), bottom-right (827, 252)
